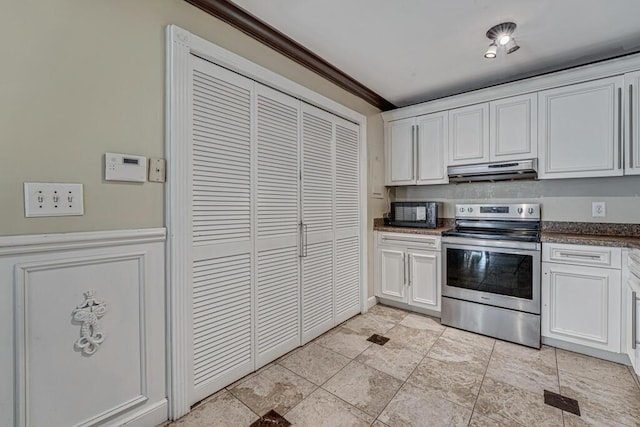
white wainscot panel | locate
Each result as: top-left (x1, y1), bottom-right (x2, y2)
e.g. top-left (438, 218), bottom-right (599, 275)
top-left (0, 229), bottom-right (167, 427)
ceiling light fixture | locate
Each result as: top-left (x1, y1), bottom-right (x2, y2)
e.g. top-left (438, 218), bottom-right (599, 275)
top-left (484, 22), bottom-right (520, 59)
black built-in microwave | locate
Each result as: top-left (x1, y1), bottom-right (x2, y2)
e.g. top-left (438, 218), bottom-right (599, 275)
top-left (389, 202), bottom-right (442, 228)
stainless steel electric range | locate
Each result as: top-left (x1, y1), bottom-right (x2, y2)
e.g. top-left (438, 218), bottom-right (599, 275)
top-left (441, 203), bottom-right (541, 348)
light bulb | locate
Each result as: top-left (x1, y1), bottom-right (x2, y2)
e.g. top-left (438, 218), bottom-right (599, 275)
top-left (484, 43), bottom-right (497, 59)
top-left (498, 34), bottom-right (511, 45)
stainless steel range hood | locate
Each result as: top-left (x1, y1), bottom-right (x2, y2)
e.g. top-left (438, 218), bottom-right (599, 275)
top-left (447, 159), bottom-right (537, 183)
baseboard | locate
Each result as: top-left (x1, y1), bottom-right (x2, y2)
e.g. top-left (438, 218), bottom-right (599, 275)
top-left (542, 337), bottom-right (631, 365)
top-left (367, 296), bottom-right (377, 310)
top-left (118, 399), bottom-right (168, 427)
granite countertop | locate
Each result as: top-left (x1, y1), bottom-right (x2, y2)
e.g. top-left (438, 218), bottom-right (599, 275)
top-left (373, 225), bottom-right (454, 236)
top-left (374, 218), bottom-right (640, 248)
top-left (540, 232), bottom-right (640, 249)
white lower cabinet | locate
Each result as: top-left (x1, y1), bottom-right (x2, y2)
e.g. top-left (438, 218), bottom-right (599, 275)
top-left (542, 243), bottom-right (622, 353)
top-left (376, 232), bottom-right (441, 314)
top-left (623, 249), bottom-right (640, 374)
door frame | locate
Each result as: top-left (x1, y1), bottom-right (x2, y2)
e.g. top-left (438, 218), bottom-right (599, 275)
top-left (165, 25), bottom-right (368, 420)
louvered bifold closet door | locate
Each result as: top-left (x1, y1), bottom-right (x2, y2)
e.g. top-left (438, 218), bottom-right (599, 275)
top-left (190, 57), bottom-right (254, 404)
top-left (301, 103), bottom-right (335, 343)
top-left (254, 84), bottom-right (301, 367)
top-left (334, 119), bottom-right (361, 323)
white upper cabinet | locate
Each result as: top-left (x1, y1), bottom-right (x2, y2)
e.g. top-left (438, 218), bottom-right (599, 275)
top-left (538, 76), bottom-right (624, 179)
top-left (386, 118), bottom-right (415, 185)
top-left (490, 93), bottom-right (537, 162)
top-left (448, 103), bottom-right (489, 166)
top-left (416, 112), bottom-right (448, 184)
top-left (385, 112), bottom-right (448, 185)
top-left (625, 71), bottom-right (640, 175)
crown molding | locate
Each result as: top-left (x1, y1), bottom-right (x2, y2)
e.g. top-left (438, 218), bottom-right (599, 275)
top-left (184, 0), bottom-right (396, 111)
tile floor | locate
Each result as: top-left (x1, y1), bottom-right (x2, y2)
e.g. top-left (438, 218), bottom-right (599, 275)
top-left (168, 304), bottom-right (640, 426)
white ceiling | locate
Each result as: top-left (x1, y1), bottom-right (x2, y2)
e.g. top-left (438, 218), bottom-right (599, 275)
top-left (231, 0), bottom-right (640, 108)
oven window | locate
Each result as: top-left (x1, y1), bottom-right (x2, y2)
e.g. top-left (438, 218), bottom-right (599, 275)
top-left (446, 248), bottom-right (533, 299)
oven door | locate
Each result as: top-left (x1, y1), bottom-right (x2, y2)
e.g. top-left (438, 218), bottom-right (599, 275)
top-left (442, 240), bottom-right (540, 314)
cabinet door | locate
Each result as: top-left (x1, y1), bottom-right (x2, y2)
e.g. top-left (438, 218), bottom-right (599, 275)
top-left (378, 247), bottom-right (406, 303)
top-left (625, 72), bottom-right (640, 175)
top-left (416, 112), bottom-right (448, 184)
top-left (385, 118), bottom-right (415, 185)
top-left (542, 262), bottom-right (621, 352)
top-left (538, 76), bottom-right (624, 179)
top-left (408, 250), bottom-right (440, 312)
top-left (623, 278), bottom-right (639, 372)
top-left (490, 93), bottom-right (537, 162)
top-left (448, 103), bottom-right (489, 166)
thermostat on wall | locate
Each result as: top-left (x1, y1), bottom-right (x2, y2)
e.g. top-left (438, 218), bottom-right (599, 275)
top-left (105, 152), bottom-right (147, 182)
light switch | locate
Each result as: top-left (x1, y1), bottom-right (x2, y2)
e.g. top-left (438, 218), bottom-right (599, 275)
top-left (24, 182), bottom-right (84, 217)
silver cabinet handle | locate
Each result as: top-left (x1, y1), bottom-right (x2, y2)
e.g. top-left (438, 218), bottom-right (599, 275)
top-left (411, 125), bottom-right (416, 181)
top-left (633, 291), bottom-right (637, 349)
top-left (408, 254), bottom-right (412, 286)
top-left (619, 87), bottom-right (623, 170)
top-left (558, 251), bottom-right (601, 260)
top-left (630, 84), bottom-right (634, 169)
top-left (415, 125), bottom-right (419, 182)
top-left (402, 253), bottom-right (406, 285)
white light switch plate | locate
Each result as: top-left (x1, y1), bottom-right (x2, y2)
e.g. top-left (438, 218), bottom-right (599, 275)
top-left (24, 182), bottom-right (84, 217)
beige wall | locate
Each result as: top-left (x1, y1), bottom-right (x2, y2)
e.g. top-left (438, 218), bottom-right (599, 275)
top-left (0, 0), bottom-right (385, 296)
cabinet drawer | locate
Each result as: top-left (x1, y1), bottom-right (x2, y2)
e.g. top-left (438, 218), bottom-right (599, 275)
top-left (543, 243), bottom-right (621, 269)
top-left (377, 232), bottom-right (441, 250)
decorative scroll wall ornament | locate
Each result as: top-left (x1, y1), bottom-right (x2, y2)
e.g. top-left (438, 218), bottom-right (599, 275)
top-left (72, 290), bottom-right (108, 355)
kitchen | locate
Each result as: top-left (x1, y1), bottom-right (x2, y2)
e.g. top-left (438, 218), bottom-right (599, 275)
top-left (2, 1), bottom-right (640, 426)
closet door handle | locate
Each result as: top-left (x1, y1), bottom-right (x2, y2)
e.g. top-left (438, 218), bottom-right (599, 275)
top-left (303, 223), bottom-right (308, 258)
top-left (619, 87), bottom-right (623, 170)
top-left (299, 222), bottom-right (304, 257)
top-left (633, 291), bottom-right (637, 350)
top-left (630, 85), bottom-right (634, 169)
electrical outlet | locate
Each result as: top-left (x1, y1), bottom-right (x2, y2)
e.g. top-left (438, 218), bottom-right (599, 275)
top-left (592, 201), bottom-right (606, 218)
top-left (24, 182), bottom-right (84, 217)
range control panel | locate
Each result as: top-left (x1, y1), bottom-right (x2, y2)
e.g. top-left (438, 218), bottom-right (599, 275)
top-left (454, 203), bottom-right (540, 220)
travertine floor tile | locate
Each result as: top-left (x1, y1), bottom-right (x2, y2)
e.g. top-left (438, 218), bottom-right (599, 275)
top-left (279, 343), bottom-right (350, 385)
top-left (229, 364), bottom-right (316, 416)
top-left (426, 334), bottom-right (493, 374)
top-left (285, 388), bottom-right (373, 426)
top-left (170, 390), bottom-right (258, 426)
top-left (407, 355), bottom-right (484, 408)
top-left (322, 360), bottom-right (403, 417)
top-left (368, 304), bottom-right (408, 323)
top-left (557, 349), bottom-right (638, 393)
top-left (384, 324), bottom-right (440, 355)
top-left (440, 327), bottom-right (495, 350)
top-left (399, 313), bottom-right (445, 332)
top-left (560, 371), bottom-right (640, 427)
top-left (356, 342), bottom-right (423, 381)
top-left (341, 312), bottom-right (397, 336)
top-left (378, 382), bottom-right (472, 427)
top-left (314, 326), bottom-right (372, 359)
top-left (469, 411), bottom-right (521, 427)
top-left (485, 343), bottom-right (559, 394)
top-left (475, 377), bottom-right (563, 426)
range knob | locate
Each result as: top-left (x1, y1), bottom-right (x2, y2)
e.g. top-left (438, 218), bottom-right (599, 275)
top-left (517, 207), bottom-right (523, 214)
top-left (528, 208), bottom-right (534, 215)
top-left (467, 207), bottom-right (473, 213)
top-left (459, 207), bottom-right (465, 213)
